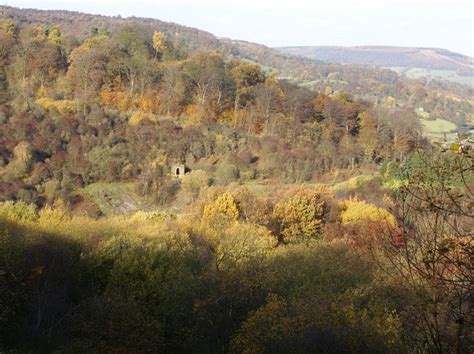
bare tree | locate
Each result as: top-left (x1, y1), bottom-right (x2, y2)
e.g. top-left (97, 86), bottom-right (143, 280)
top-left (377, 149), bottom-right (473, 353)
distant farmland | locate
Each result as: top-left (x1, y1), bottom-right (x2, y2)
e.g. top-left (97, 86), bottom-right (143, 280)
top-left (420, 118), bottom-right (457, 141)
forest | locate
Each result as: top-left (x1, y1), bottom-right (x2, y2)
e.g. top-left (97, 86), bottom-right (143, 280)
top-left (0, 8), bottom-right (473, 353)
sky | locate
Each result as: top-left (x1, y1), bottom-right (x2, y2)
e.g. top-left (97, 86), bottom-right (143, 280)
top-left (4, 0), bottom-right (474, 56)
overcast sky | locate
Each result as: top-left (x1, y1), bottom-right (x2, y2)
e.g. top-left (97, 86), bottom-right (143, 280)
top-left (5, 0), bottom-right (474, 56)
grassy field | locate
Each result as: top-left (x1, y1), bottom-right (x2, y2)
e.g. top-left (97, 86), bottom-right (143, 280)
top-left (390, 67), bottom-right (474, 86)
top-left (420, 118), bottom-right (457, 141)
top-left (79, 182), bottom-right (154, 216)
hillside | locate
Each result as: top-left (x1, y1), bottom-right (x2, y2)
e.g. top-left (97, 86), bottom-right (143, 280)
top-left (0, 5), bottom-right (220, 51)
top-left (277, 46), bottom-right (474, 86)
top-left (0, 5), bottom-right (472, 353)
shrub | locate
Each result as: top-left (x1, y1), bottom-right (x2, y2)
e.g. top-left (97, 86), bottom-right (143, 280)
top-left (154, 179), bottom-right (180, 206)
top-left (215, 163), bottom-right (240, 185)
top-left (232, 187), bottom-right (272, 226)
top-left (130, 210), bottom-right (176, 223)
top-left (35, 98), bottom-right (75, 114)
top-left (38, 200), bottom-right (70, 227)
top-left (217, 223), bottom-right (276, 269)
top-left (181, 170), bottom-right (211, 199)
top-left (272, 187), bottom-right (328, 243)
top-left (129, 111), bottom-right (157, 126)
top-left (202, 192), bottom-right (239, 228)
top-left (0, 201), bottom-right (38, 223)
top-left (340, 198), bottom-right (396, 226)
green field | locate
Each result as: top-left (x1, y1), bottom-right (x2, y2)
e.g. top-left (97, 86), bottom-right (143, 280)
top-left (420, 118), bottom-right (457, 141)
top-left (79, 182), bottom-right (154, 216)
top-left (391, 67), bottom-right (474, 86)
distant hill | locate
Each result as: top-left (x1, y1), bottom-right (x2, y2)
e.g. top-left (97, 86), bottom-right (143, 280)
top-left (276, 46), bottom-right (473, 71)
top-left (277, 46), bottom-right (474, 86)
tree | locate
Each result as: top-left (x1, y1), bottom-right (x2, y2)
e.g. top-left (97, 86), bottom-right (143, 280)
top-left (157, 63), bottom-right (186, 116)
top-left (358, 111), bottom-right (379, 160)
top-left (202, 192), bottom-right (239, 228)
top-left (111, 26), bottom-right (154, 96)
top-left (8, 27), bottom-right (65, 108)
top-left (272, 187), bottom-right (327, 243)
top-left (67, 35), bottom-right (111, 113)
top-left (379, 151), bottom-right (473, 353)
top-left (390, 109), bottom-right (422, 161)
top-left (216, 223), bottom-right (275, 270)
top-left (183, 52), bottom-right (234, 119)
top-left (231, 63), bottom-right (265, 126)
top-left (181, 170), bottom-right (211, 200)
top-left (152, 31), bottom-right (167, 61)
top-left (253, 80), bottom-right (281, 134)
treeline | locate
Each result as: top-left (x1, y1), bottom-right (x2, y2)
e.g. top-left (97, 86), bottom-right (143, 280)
top-left (2, 6), bottom-right (473, 120)
top-left (0, 19), bottom-right (426, 208)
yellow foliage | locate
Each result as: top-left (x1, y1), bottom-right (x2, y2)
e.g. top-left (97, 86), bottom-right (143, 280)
top-left (54, 100), bottom-right (75, 114)
top-left (130, 211), bottom-right (176, 223)
top-left (183, 104), bottom-right (205, 126)
top-left (129, 111), bottom-right (146, 126)
top-left (202, 192), bottom-right (239, 228)
top-left (216, 223), bottom-right (276, 269)
top-left (331, 175), bottom-right (377, 194)
top-left (38, 200), bottom-right (70, 228)
top-left (218, 109), bottom-right (234, 123)
top-left (47, 25), bottom-right (62, 44)
top-left (0, 201), bottom-right (38, 223)
top-left (272, 187), bottom-right (328, 243)
top-left (138, 94), bottom-right (156, 113)
top-left (13, 141), bottom-right (32, 162)
top-left (100, 87), bottom-right (158, 114)
top-left (0, 19), bottom-right (16, 35)
top-left (99, 88), bottom-right (117, 108)
top-left (36, 98), bottom-right (75, 114)
top-left (129, 111), bottom-right (157, 126)
top-left (152, 31), bottom-right (167, 59)
top-left (116, 91), bottom-right (132, 112)
top-left (69, 35), bottom-right (108, 57)
top-left (36, 86), bottom-right (48, 98)
top-left (382, 96), bottom-right (396, 108)
top-left (340, 198), bottom-right (396, 226)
